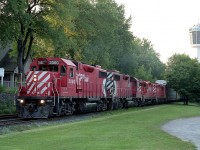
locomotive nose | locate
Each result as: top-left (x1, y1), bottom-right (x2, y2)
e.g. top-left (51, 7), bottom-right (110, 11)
top-left (26, 71), bottom-right (53, 96)
top-left (26, 104), bottom-right (38, 112)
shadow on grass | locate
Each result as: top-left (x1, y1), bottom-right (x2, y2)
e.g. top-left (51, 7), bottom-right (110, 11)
top-left (168, 102), bottom-right (200, 107)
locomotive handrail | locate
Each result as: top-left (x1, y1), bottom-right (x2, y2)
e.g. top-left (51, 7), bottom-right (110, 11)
top-left (14, 73), bottom-right (23, 95)
top-left (52, 83), bottom-right (56, 106)
top-left (14, 81), bottom-right (26, 106)
top-left (52, 77), bottom-right (60, 108)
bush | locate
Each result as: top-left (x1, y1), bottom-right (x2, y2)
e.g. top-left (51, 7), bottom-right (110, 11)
top-left (0, 85), bottom-right (17, 94)
top-left (0, 86), bottom-right (4, 92)
top-left (0, 93), bottom-right (16, 114)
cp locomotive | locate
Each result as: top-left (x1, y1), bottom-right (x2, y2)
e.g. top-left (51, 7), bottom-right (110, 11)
top-left (15, 57), bottom-right (169, 118)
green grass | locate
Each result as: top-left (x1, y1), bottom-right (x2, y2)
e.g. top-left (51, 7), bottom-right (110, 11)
top-left (0, 103), bottom-right (199, 150)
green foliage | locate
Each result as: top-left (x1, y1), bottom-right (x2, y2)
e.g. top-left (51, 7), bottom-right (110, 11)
top-left (0, 86), bottom-right (16, 114)
top-left (72, 0), bottom-right (133, 70)
top-left (0, 94), bottom-right (16, 114)
top-left (129, 38), bottom-right (165, 81)
top-left (0, 0), bottom-right (164, 82)
top-left (0, 86), bottom-right (17, 94)
top-left (0, 86), bottom-right (3, 92)
top-left (165, 54), bottom-right (200, 101)
top-left (135, 65), bottom-right (153, 81)
top-left (0, 0), bottom-right (76, 74)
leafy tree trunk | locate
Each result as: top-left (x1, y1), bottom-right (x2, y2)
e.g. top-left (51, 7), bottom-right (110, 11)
top-left (17, 27), bottom-right (33, 78)
top-left (183, 96), bottom-right (189, 105)
top-left (17, 38), bottom-right (24, 75)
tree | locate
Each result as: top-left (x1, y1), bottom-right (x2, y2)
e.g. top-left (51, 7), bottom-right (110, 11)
top-left (134, 65), bottom-right (153, 81)
top-left (0, 0), bottom-right (165, 84)
top-left (130, 38), bottom-right (165, 81)
top-left (72, 0), bottom-right (133, 70)
top-left (0, 0), bottom-right (76, 75)
top-left (165, 54), bottom-right (200, 104)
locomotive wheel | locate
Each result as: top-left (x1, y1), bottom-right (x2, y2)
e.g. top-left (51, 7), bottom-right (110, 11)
top-left (107, 100), bottom-right (113, 110)
top-left (134, 100), bottom-right (139, 107)
top-left (118, 101), bottom-right (123, 109)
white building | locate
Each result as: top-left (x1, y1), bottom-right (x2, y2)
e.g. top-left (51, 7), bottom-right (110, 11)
top-left (0, 45), bottom-right (31, 87)
top-left (189, 24), bottom-right (200, 62)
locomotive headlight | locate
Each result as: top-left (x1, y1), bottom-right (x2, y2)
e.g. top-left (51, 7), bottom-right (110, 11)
top-left (40, 100), bottom-right (45, 104)
top-left (33, 74), bottom-right (37, 81)
top-left (19, 99), bottom-right (24, 104)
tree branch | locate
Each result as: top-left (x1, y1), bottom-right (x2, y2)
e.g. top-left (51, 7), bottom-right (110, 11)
top-left (24, 35), bottom-right (34, 64)
top-left (0, 1), bottom-right (7, 6)
top-left (26, 0), bottom-right (40, 14)
top-left (22, 28), bottom-right (31, 50)
top-left (20, 21), bottom-right (24, 36)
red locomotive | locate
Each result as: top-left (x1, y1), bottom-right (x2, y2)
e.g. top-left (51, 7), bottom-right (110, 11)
top-left (15, 58), bottom-right (167, 118)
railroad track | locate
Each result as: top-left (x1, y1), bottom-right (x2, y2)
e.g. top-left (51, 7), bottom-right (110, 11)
top-left (0, 114), bottom-right (29, 127)
top-left (0, 114), bottom-right (18, 120)
top-left (0, 118), bottom-right (28, 126)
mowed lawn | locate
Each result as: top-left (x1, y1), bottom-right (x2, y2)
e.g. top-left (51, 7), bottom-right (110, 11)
top-left (0, 104), bottom-right (199, 150)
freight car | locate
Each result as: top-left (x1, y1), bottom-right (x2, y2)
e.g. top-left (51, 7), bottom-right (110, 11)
top-left (15, 58), bottom-right (172, 118)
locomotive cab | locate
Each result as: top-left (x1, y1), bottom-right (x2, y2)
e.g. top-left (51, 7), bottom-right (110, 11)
top-left (16, 58), bottom-right (76, 118)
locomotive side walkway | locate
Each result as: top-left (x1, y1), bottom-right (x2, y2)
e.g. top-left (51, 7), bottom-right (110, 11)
top-left (162, 117), bottom-right (200, 150)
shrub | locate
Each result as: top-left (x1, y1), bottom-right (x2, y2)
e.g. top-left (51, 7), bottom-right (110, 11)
top-left (0, 93), bottom-right (16, 114)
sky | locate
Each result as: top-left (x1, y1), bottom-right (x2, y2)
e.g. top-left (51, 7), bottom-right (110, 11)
top-left (115, 0), bottom-right (200, 63)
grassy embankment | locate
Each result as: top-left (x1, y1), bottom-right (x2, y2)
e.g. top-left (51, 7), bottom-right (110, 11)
top-left (0, 103), bottom-right (199, 150)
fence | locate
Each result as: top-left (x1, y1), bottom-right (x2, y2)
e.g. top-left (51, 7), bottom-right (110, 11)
top-left (2, 81), bottom-right (17, 88)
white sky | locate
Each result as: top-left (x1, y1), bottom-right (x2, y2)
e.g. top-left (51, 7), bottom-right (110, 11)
top-left (115, 0), bottom-right (200, 63)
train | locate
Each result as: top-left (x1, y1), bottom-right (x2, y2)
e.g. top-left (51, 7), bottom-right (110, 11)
top-left (15, 57), bottom-right (178, 118)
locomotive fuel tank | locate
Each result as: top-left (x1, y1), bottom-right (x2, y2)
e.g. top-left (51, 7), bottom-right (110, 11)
top-left (78, 102), bottom-right (98, 113)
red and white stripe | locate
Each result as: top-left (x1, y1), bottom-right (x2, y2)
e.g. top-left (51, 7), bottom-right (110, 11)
top-left (153, 84), bottom-right (157, 96)
top-left (26, 71), bottom-right (52, 96)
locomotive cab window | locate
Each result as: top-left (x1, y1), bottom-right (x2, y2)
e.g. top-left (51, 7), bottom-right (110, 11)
top-left (31, 66), bottom-right (37, 71)
top-left (114, 75), bottom-right (120, 81)
top-left (60, 66), bottom-right (66, 75)
top-left (99, 71), bottom-right (107, 78)
top-left (49, 65), bottom-right (58, 72)
top-left (70, 68), bottom-right (74, 78)
top-left (39, 65), bottom-right (47, 71)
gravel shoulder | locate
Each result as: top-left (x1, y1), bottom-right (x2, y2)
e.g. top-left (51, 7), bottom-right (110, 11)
top-left (162, 117), bottom-right (200, 150)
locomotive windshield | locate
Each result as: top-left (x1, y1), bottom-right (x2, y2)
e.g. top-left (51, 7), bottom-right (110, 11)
top-left (39, 65), bottom-right (58, 72)
top-left (31, 65), bottom-right (58, 72)
top-left (49, 65), bottom-right (58, 72)
top-left (39, 65), bottom-right (48, 71)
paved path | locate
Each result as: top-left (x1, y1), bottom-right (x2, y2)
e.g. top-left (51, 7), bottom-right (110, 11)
top-left (162, 117), bottom-right (200, 150)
